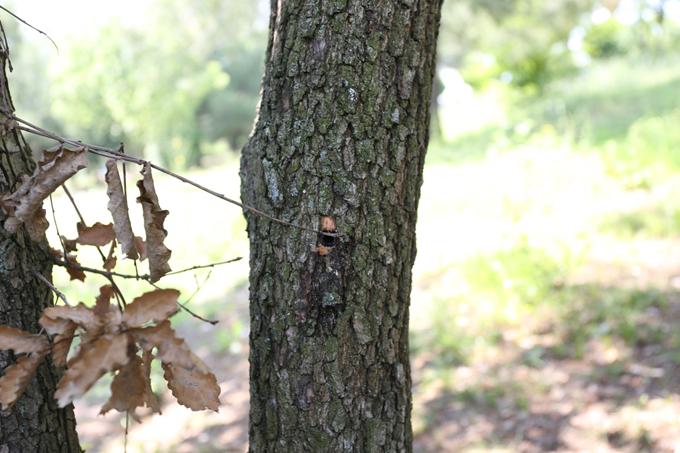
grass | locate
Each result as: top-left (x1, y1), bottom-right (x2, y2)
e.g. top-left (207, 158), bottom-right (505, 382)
top-left (601, 205), bottom-right (680, 238)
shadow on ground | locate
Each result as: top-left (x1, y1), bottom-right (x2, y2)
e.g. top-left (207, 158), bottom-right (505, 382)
top-left (413, 284), bottom-right (680, 452)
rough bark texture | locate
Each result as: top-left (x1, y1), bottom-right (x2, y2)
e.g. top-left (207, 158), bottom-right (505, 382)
top-left (0, 27), bottom-right (81, 452)
top-left (240, 1), bottom-right (442, 451)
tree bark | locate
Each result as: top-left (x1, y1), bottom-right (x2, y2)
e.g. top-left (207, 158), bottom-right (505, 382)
top-left (0, 26), bottom-right (81, 453)
top-left (240, 1), bottom-right (442, 451)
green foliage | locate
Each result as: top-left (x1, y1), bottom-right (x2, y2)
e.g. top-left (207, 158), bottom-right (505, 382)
top-left (442, 0), bottom-right (595, 89)
top-left (39, 0), bottom-right (266, 169)
top-left (51, 22), bottom-right (230, 168)
top-left (601, 203), bottom-right (680, 238)
top-left (584, 19), bottom-right (628, 59)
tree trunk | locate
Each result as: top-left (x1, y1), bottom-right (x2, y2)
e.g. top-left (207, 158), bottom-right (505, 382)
top-left (240, 1), bottom-right (442, 451)
top-left (0, 26), bottom-right (81, 453)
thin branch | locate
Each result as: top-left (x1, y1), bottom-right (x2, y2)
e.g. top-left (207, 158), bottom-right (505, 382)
top-left (165, 257), bottom-right (242, 276)
top-left (0, 6), bottom-right (58, 53)
top-left (176, 301), bottom-right (219, 326)
top-left (48, 194), bottom-right (68, 257)
top-left (52, 256), bottom-right (242, 282)
top-left (53, 258), bottom-right (146, 281)
top-left (175, 269), bottom-right (218, 325)
top-left (33, 271), bottom-right (72, 306)
top-left (61, 183), bottom-right (86, 225)
top-left (12, 116), bottom-right (341, 238)
top-left (124, 412), bottom-right (129, 453)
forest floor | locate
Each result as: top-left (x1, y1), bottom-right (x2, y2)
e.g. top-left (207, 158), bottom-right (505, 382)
top-left (63, 144), bottom-right (680, 453)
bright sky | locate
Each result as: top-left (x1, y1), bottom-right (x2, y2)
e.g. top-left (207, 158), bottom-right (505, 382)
top-left (9, 0), bottom-right (153, 42)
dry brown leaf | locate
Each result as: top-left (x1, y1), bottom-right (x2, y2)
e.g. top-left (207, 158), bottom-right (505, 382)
top-left (38, 314), bottom-right (73, 337)
top-left (63, 254), bottom-right (86, 282)
top-left (94, 285), bottom-right (114, 318)
top-left (142, 350), bottom-right (161, 413)
top-left (100, 354), bottom-right (147, 414)
top-left (134, 236), bottom-right (147, 261)
top-left (0, 326), bottom-right (49, 354)
top-left (103, 241), bottom-right (117, 271)
top-left (51, 323), bottom-right (77, 368)
top-left (136, 163), bottom-right (171, 282)
top-left (123, 289), bottom-right (179, 328)
top-left (0, 351), bottom-right (48, 410)
top-left (76, 222), bottom-right (115, 247)
top-left (103, 256), bottom-right (117, 271)
top-left (2, 147), bottom-right (87, 239)
top-left (131, 321), bottom-right (195, 370)
top-left (163, 359), bottom-right (220, 411)
top-left (22, 207), bottom-right (49, 242)
top-left (55, 333), bottom-right (129, 407)
top-left (105, 160), bottom-right (138, 259)
top-left (40, 304), bottom-right (99, 332)
top-left (62, 237), bottom-right (78, 253)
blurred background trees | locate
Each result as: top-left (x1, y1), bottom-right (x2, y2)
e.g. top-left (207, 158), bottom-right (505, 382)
top-left (4, 0), bottom-right (680, 168)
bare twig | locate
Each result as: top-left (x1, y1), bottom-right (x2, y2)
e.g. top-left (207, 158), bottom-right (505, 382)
top-left (48, 194), bottom-right (68, 257)
top-left (124, 412), bottom-right (129, 453)
top-left (176, 269), bottom-right (218, 325)
top-left (33, 271), bottom-right (72, 306)
top-left (165, 257), bottom-right (242, 276)
top-left (184, 270), bottom-right (212, 306)
top-left (11, 116), bottom-right (341, 238)
top-left (61, 183), bottom-right (86, 225)
top-left (0, 6), bottom-right (58, 53)
top-left (52, 256), bottom-right (241, 282)
top-left (176, 301), bottom-right (219, 326)
top-left (53, 258), bottom-right (145, 281)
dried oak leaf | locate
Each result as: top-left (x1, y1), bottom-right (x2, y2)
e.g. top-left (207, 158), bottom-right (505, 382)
top-left (136, 163), bottom-right (171, 282)
top-left (162, 353), bottom-right (220, 412)
top-left (105, 160), bottom-right (138, 259)
top-left (134, 236), bottom-right (147, 261)
top-left (76, 222), bottom-right (115, 247)
top-left (0, 326), bottom-right (49, 354)
top-left (61, 236), bottom-right (78, 253)
top-left (2, 147), bottom-right (87, 240)
top-left (123, 289), bottom-right (179, 328)
top-left (103, 241), bottom-right (117, 271)
top-left (94, 285), bottom-right (115, 319)
top-left (0, 350), bottom-right (48, 410)
top-left (55, 333), bottom-right (129, 407)
top-left (142, 350), bottom-right (161, 413)
top-left (63, 253), bottom-right (86, 282)
top-left (51, 323), bottom-right (77, 368)
top-left (100, 354), bottom-right (147, 414)
top-left (130, 321), bottom-right (194, 369)
top-left (22, 208), bottom-right (49, 242)
top-left (40, 304), bottom-right (99, 333)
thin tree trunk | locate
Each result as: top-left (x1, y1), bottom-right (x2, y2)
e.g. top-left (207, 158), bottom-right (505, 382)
top-left (240, 1), bottom-right (442, 451)
top-left (0, 25), bottom-right (81, 453)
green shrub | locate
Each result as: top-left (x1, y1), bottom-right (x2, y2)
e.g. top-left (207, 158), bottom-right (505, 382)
top-left (584, 19), bottom-right (628, 59)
